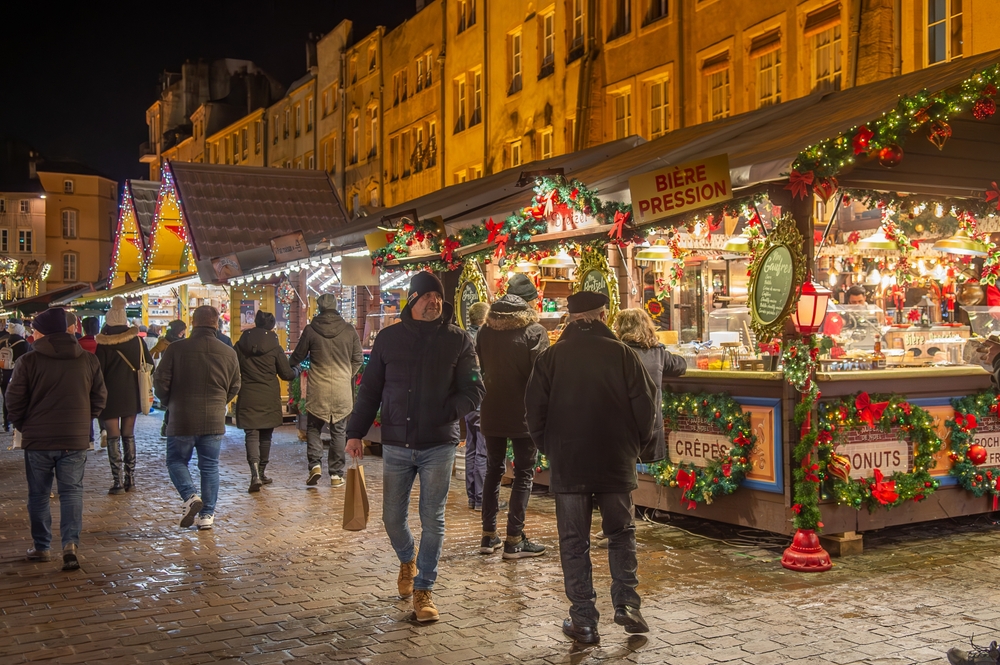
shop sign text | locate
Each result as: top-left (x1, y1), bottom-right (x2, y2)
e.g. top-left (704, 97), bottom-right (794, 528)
top-left (628, 154), bottom-right (732, 224)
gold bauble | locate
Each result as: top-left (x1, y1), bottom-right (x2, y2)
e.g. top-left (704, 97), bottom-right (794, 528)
top-left (914, 223), bottom-right (925, 233)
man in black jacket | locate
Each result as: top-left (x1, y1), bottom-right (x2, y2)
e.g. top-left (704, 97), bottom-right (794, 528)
top-left (6, 308), bottom-right (107, 571)
top-left (525, 291), bottom-right (657, 644)
top-left (346, 271), bottom-right (485, 623)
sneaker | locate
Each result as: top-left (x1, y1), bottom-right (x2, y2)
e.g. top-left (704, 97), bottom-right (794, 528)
top-left (330, 475), bottom-right (344, 487)
top-left (502, 533), bottom-right (546, 559)
top-left (948, 639), bottom-right (1000, 665)
top-left (412, 589), bottom-right (439, 622)
top-left (62, 544), bottom-right (79, 571)
top-left (180, 495), bottom-right (203, 528)
top-left (306, 465), bottom-right (322, 486)
top-left (196, 514), bottom-right (215, 530)
top-left (479, 534), bottom-right (502, 554)
top-left (25, 547), bottom-right (51, 562)
top-left (398, 557), bottom-right (417, 599)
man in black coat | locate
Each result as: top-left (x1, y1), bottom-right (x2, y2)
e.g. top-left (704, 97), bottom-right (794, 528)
top-left (525, 291), bottom-right (657, 644)
top-left (346, 271), bottom-right (485, 623)
top-left (6, 308), bottom-right (107, 571)
top-left (476, 273), bottom-right (549, 558)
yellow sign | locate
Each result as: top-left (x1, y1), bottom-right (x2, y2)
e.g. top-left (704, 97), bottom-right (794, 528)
top-left (628, 154), bottom-right (733, 224)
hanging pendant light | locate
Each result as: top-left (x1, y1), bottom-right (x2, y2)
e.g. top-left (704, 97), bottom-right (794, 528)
top-left (932, 228), bottom-right (988, 257)
top-left (634, 239), bottom-right (676, 264)
top-left (538, 250), bottom-right (575, 268)
top-left (514, 259), bottom-right (539, 273)
top-left (723, 229), bottom-right (752, 253)
top-left (856, 225), bottom-right (898, 251)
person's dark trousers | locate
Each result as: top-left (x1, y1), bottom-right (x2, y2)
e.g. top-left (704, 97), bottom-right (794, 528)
top-left (24, 450), bottom-right (87, 551)
top-left (306, 413), bottom-right (348, 478)
top-left (554, 492), bottom-right (640, 628)
top-left (482, 436), bottom-right (537, 537)
top-left (244, 428), bottom-right (275, 464)
top-left (464, 410), bottom-right (487, 508)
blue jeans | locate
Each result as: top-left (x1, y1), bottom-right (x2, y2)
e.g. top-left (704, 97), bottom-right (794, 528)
top-left (382, 443), bottom-right (455, 591)
top-left (24, 450), bottom-right (87, 551)
top-left (166, 435), bottom-right (223, 516)
top-left (464, 411), bottom-right (487, 507)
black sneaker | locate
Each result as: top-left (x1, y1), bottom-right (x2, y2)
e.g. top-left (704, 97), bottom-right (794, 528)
top-left (948, 639), bottom-right (1000, 665)
top-left (502, 533), bottom-right (546, 559)
top-left (479, 534), bottom-right (502, 554)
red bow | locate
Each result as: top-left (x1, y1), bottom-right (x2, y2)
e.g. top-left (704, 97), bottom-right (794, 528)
top-left (853, 126), bottom-right (874, 155)
top-left (802, 456), bottom-right (821, 483)
top-left (870, 468), bottom-right (898, 505)
top-left (785, 170), bottom-right (814, 200)
top-left (493, 234), bottom-right (509, 260)
top-left (733, 432), bottom-right (751, 448)
top-left (955, 412), bottom-right (978, 431)
top-left (855, 393), bottom-right (888, 428)
top-left (609, 210), bottom-right (631, 240)
top-left (440, 237), bottom-right (461, 265)
top-left (986, 182), bottom-right (1000, 212)
top-left (676, 469), bottom-right (697, 510)
top-left (485, 218), bottom-right (503, 244)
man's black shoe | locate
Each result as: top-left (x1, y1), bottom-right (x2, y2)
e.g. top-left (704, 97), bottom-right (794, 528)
top-left (562, 618), bottom-right (599, 644)
top-left (614, 605), bottom-right (649, 634)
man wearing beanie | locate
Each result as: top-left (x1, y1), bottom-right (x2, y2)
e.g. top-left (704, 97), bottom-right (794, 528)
top-left (346, 270), bottom-right (485, 623)
top-left (475, 273), bottom-right (549, 559)
top-left (6, 308), bottom-right (107, 571)
top-left (526, 290), bottom-right (657, 644)
top-left (289, 293), bottom-right (363, 487)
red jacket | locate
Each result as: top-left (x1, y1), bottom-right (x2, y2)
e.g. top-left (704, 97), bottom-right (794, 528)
top-left (79, 335), bottom-right (97, 353)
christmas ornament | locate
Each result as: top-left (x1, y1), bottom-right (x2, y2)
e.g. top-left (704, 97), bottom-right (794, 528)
top-left (973, 97), bottom-right (997, 120)
top-left (914, 223), bottom-right (925, 233)
top-left (852, 126), bottom-right (874, 155)
top-left (877, 143), bottom-right (904, 168)
top-left (927, 119), bottom-right (952, 150)
top-left (967, 444), bottom-right (988, 465)
top-left (827, 454), bottom-right (852, 483)
top-left (813, 177), bottom-right (838, 203)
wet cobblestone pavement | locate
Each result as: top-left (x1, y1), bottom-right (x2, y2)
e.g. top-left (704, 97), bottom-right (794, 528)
top-left (1, 412), bottom-right (999, 664)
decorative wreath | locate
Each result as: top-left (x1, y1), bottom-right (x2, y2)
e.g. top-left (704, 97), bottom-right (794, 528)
top-left (816, 392), bottom-right (940, 512)
top-left (946, 391), bottom-right (1000, 505)
top-left (647, 392), bottom-right (757, 508)
top-left (276, 278), bottom-right (297, 306)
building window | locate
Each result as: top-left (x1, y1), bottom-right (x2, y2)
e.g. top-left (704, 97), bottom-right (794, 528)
top-left (241, 127), bottom-right (249, 158)
top-left (1, 229), bottom-right (7, 252)
top-left (273, 114), bottom-right (279, 144)
top-left (928, 0), bottom-right (963, 64)
top-left (471, 70), bottom-right (482, 126)
top-left (322, 87), bottom-right (333, 116)
top-left (455, 76), bottom-right (467, 133)
top-left (284, 109), bottom-right (291, 138)
top-left (350, 115), bottom-right (360, 164)
top-left (540, 128), bottom-right (554, 159)
top-left (369, 43), bottom-right (377, 71)
top-left (350, 56), bottom-right (358, 83)
top-left (424, 54), bottom-right (433, 87)
top-left (471, 165), bottom-right (483, 179)
top-left (0, 200), bottom-right (5, 214)
top-left (324, 137), bottom-right (337, 173)
top-left (709, 69), bottom-right (730, 119)
top-left (254, 120), bottom-right (262, 153)
top-left (308, 154), bottom-right (315, 169)
top-left (402, 131), bottom-right (411, 177)
top-left (394, 71), bottom-right (403, 106)
top-left (510, 140), bottom-right (522, 168)
top-left (572, 0), bottom-right (585, 50)
top-left (63, 179), bottom-right (74, 194)
top-left (390, 135), bottom-right (400, 180)
top-left (307, 97), bottom-right (314, 132)
top-left (458, 0), bottom-right (469, 32)
top-left (19, 230), bottom-right (31, 253)
top-left (811, 25), bottom-right (842, 91)
top-left (428, 121), bottom-right (437, 167)
top-left (609, 0), bottom-right (631, 40)
top-left (541, 12), bottom-right (556, 72)
top-left (455, 169), bottom-right (467, 184)
top-left (19, 200), bottom-right (29, 214)
top-left (614, 90), bottom-right (632, 139)
top-left (62, 210), bottom-right (77, 238)
top-left (402, 70), bottom-right (408, 102)
top-left (649, 79), bottom-right (669, 139)
top-left (369, 108), bottom-right (379, 158)
top-left (416, 59), bottom-right (425, 93)
top-left (369, 187), bottom-right (379, 207)
top-left (644, 0), bottom-right (668, 25)
top-left (567, 116), bottom-right (577, 151)
top-left (755, 49), bottom-right (781, 107)
top-left (508, 31), bottom-right (523, 95)
top-left (295, 104), bottom-right (302, 137)
top-left (63, 253), bottom-right (77, 281)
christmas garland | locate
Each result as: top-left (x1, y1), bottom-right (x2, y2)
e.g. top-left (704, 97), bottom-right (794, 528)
top-left (647, 392), bottom-right (757, 508)
top-left (505, 440), bottom-right (550, 472)
top-left (783, 336), bottom-right (824, 531)
top-left (946, 390), bottom-right (1000, 505)
top-left (816, 392), bottom-right (940, 511)
top-left (288, 359), bottom-right (310, 415)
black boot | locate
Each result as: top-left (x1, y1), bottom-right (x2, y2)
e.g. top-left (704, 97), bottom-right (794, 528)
top-left (249, 462), bottom-right (263, 493)
top-left (259, 439), bottom-right (273, 485)
top-left (107, 436), bottom-right (124, 495)
top-left (259, 462), bottom-right (273, 485)
top-left (122, 436), bottom-right (137, 492)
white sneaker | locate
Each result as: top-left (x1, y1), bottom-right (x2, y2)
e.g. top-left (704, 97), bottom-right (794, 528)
top-left (330, 475), bottom-right (344, 487)
top-left (180, 495), bottom-right (203, 527)
top-left (196, 514), bottom-right (215, 530)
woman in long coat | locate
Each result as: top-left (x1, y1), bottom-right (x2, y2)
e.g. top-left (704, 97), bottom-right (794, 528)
top-left (235, 310), bottom-right (297, 492)
top-left (95, 296), bottom-right (153, 495)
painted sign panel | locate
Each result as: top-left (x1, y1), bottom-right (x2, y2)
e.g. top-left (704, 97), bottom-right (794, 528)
top-left (579, 269), bottom-right (610, 298)
top-left (751, 245), bottom-right (795, 325)
top-left (457, 281), bottom-right (482, 330)
top-left (211, 254), bottom-right (242, 281)
top-left (628, 153), bottom-right (732, 224)
top-left (834, 426), bottom-right (913, 479)
top-left (270, 231), bottom-right (309, 263)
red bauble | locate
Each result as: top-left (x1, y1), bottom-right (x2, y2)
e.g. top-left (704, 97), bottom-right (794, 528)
top-left (973, 97), bottom-right (997, 120)
top-left (877, 143), bottom-right (904, 168)
top-left (928, 119), bottom-right (952, 150)
top-left (967, 444), bottom-right (988, 465)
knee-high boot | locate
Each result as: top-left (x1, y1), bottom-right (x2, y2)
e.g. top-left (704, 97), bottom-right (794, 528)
top-left (259, 439), bottom-right (273, 485)
top-left (122, 436), bottom-right (137, 492)
top-left (248, 461), bottom-right (262, 493)
top-left (107, 436), bottom-right (124, 494)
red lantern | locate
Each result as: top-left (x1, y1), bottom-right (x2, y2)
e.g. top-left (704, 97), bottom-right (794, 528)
top-left (967, 444), bottom-right (988, 465)
top-left (791, 277), bottom-right (832, 335)
top-left (877, 143), bottom-right (904, 168)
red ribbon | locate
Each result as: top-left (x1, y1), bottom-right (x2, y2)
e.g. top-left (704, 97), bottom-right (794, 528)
top-left (493, 234), bottom-right (509, 260)
top-left (871, 468), bottom-right (899, 505)
top-left (608, 210), bottom-right (631, 240)
top-left (676, 469), bottom-right (697, 510)
top-left (955, 412), bottom-right (978, 431)
top-left (785, 170), bottom-right (814, 200)
top-left (440, 237), bottom-right (461, 264)
top-left (485, 218), bottom-right (503, 244)
top-left (855, 393), bottom-right (888, 428)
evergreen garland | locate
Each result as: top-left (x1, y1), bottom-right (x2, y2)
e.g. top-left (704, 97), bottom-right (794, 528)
top-left (946, 390), bottom-right (1000, 500)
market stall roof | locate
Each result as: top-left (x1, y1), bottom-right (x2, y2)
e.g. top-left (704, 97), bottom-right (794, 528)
top-left (131, 180), bottom-right (160, 241)
top-left (326, 137), bottom-right (645, 250)
top-left (4, 283), bottom-right (92, 315)
top-left (166, 161), bottom-right (350, 282)
top-left (65, 273), bottom-right (198, 307)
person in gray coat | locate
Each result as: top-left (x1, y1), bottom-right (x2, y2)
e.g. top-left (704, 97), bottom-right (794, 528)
top-left (154, 306), bottom-right (240, 531)
top-left (289, 293), bottom-right (363, 488)
top-left (235, 310), bottom-right (297, 492)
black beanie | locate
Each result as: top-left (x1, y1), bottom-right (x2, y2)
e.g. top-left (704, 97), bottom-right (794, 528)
top-left (507, 273), bottom-right (538, 302)
top-left (567, 291), bottom-right (610, 313)
top-left (407, 271), bottom-right (444, 304)
top-left (33, 308), bottom-right (68, 335)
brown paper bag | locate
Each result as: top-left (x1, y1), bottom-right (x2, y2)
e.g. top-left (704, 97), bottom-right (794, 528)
top-left (343, 461), bottom-right (370, 531)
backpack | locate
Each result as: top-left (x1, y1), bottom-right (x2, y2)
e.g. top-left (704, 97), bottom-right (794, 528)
top-left (0, 339), bottom-right (23, 371)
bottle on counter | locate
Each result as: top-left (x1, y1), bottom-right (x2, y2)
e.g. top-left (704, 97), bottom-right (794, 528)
top-left (873, 339), bottom-right (887, 369)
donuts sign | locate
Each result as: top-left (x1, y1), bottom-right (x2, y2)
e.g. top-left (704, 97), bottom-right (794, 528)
top-left (628, 154), bottom-right (732, 224)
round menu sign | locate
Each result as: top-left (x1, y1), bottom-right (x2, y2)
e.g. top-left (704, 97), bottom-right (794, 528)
top-left (751, 245), bottom-right (795, 325)
top-left (457, 281), bottom-right (482, 330)
top-left (579, 269), bottom-right (610, 298)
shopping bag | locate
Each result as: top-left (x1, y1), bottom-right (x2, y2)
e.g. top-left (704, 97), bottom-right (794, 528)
top-left (11, 429), bottom-right (21, 449)
top-left (342, 460), bottom-right (369, 531)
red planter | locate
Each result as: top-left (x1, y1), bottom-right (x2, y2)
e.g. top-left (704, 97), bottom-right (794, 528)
top-left (781, 528), bottom-right (832, 572)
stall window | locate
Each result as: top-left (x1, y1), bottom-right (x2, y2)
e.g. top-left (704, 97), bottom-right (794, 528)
top-left (614, 89), bottom-right (632, 139)
top-left (649, 78), bottom-right (669, 139)
top-left (928, 0), bottom-right (963, 64)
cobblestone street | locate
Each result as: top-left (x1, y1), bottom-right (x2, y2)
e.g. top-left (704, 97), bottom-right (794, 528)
top-left (1, 412), bottom-right (999, 664)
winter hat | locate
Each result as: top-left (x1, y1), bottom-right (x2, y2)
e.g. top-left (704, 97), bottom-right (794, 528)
top-left (33, 308), bottom-right (68, 335)
top-left (506, 273), bottom-right (538, 302)
top-left (490, 293), bottom-right (529, 314)
top-left (105, 295), bottom-right (128, 327)
top-left (317, 293), bottom-right (339, 312)
top-left (567, 291), bottom-right (609, 313)
top-left (406, 271), bottom-right (444, 305)
top-left (8, 323), bottom-right (25, 337)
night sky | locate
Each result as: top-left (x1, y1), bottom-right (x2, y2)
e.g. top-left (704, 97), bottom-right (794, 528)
top-left (0, 0), bottom-right (415, 186)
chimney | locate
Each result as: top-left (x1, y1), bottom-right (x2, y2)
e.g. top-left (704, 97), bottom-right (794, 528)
top-left (306, 33), bottom-right (319, 71)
